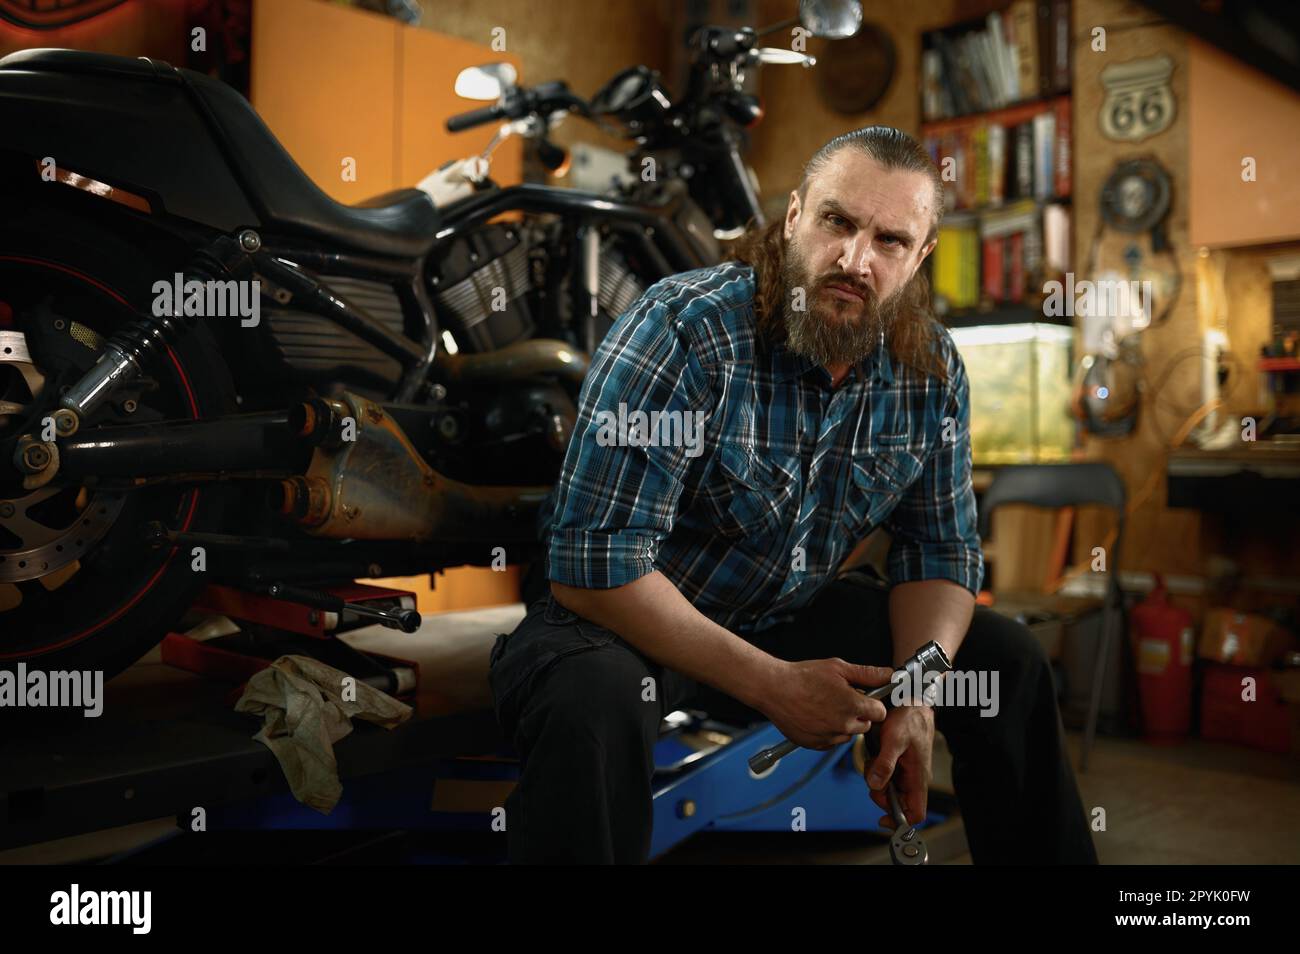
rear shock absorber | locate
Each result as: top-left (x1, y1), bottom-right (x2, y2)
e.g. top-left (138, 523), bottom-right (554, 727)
top-left (58, 229), bottom-right (260, 423)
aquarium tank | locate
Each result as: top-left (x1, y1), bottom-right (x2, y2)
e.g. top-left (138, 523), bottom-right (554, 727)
top-left (949, 323), bottom-right (1075, 464)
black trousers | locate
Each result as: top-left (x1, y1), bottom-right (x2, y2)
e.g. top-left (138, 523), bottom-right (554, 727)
top-left (488, 570), bottom-right (1098, 865)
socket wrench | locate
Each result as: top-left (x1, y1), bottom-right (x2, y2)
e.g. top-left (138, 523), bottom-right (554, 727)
top-left (747, 639), bottom-right (952, 774)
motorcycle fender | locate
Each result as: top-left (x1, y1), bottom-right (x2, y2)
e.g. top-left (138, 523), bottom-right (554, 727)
top-left (0, 66), bottom-right (259, 233)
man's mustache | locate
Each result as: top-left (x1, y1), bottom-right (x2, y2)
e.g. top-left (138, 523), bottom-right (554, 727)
top-left (815, 273), bottom-right (875, 301)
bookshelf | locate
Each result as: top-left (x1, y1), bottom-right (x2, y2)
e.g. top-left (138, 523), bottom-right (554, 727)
top-left (919, 0), bottom-right (1073, 325)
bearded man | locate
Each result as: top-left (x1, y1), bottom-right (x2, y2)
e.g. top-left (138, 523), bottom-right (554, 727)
top-left (488, 125), bottom-right (1097, 865)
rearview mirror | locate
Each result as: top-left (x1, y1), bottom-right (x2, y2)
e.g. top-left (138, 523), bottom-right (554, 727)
top-left (799, 0), bottom-right (862, 39)
top-left (454, 62), bottom-right (518, 101)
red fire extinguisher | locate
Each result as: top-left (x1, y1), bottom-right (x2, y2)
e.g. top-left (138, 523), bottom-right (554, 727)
top-left (1131, 573), bottom-right (1195, 742)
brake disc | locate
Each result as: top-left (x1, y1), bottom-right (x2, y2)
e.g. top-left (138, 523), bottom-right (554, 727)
top-left (0, 329), bottom-right (44, 399)
top-left (0, 484), bottom-right (127, 583)
top-left (0, 329), bottom-right (126, 584)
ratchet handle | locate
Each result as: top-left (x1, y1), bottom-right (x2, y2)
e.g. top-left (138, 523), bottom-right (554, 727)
top-left (746, 682), bottom-right (894, 774)
top-left (745, 640), bottom-right (953, 774)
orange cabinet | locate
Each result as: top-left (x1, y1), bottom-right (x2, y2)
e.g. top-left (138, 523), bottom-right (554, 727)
top-left (250, 0), bottom-right (520, 202)
top-left (1188, 38), bottom-right (1300, 248)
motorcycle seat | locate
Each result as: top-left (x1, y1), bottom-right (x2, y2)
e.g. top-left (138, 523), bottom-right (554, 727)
top-left (183, 67), bottom-right (441, 259)
top-left (0, 48), bottom-right (440, 259)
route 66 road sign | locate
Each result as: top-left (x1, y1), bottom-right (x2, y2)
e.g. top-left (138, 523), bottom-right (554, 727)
top-left (1099, 54), bottom-right (1176, 142)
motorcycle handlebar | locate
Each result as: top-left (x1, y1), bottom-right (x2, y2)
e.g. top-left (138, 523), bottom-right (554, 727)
top-left (445, 102), bottom-right (508, 132)
top-left (446, 86), bottom-right (588, 135)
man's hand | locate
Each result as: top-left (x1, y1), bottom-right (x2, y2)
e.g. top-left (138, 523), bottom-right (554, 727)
top-left (761, 659), bottom-right (892, 751)
top-left (866, 703), bottom-right (934, 828)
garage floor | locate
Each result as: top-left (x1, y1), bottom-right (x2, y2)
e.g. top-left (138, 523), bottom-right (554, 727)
top-left (1067, 733), bottom-right (1300, 865)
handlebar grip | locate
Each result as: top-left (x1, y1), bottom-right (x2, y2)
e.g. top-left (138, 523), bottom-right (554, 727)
top-left (446, 102), bottom-right (507, 133)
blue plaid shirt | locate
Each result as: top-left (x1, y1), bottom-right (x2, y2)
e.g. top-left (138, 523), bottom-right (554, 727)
top-left (541, 260), bottom-right (983, 634)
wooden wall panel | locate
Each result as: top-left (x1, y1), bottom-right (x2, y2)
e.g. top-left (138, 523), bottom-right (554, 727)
top-left (1070, 0), bottom-right (1203, 579)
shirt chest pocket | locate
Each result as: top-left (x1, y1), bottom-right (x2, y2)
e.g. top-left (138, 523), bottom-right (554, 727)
top-left (842, 450), bottom-right (925, 537)
top-left (704, 444), bottom-right (798, 540)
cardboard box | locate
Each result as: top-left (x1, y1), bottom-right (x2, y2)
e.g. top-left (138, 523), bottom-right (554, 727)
top-left (1198, 608), bottom-right (1296, 667)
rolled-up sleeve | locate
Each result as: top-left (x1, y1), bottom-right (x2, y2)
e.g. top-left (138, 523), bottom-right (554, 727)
top-left (884, 343), bottom-right (984, 596)
top-left (545, 294), bottom-right (713, 589)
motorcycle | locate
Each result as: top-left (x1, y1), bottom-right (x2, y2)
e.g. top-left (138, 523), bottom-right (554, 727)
top-left (0, 1), bottom-right (861, 676)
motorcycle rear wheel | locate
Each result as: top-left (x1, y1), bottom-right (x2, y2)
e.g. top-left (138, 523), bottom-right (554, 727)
top-left (0, 206), bottom-right (237, 678)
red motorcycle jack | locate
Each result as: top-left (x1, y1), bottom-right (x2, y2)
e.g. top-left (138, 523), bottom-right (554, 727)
top-left (160, 582), bottom-right (421, 701)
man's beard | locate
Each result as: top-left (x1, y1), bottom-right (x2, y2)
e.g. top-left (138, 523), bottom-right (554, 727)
top-left (779, 237), bottom-right (907, 368)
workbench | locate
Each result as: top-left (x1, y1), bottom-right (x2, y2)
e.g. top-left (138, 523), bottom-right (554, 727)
top-left (1167, 441), bottom-right (1300, 511)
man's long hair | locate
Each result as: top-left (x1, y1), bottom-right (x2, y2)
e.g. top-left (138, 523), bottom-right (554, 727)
top-left (728, 126), bottom-right (950, 383)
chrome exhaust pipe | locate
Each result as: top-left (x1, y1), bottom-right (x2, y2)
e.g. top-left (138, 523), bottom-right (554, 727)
top-left (435, 338), bottom-right (589, 387)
